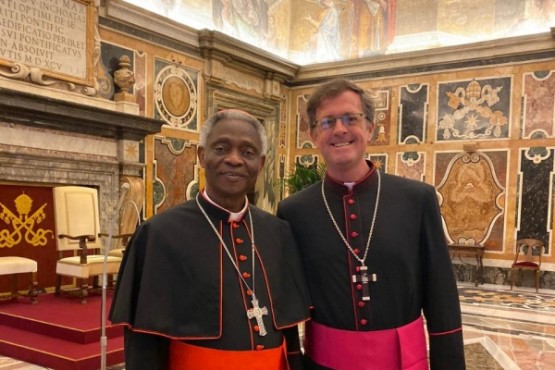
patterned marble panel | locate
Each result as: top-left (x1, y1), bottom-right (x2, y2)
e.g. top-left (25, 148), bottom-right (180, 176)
top-left (153, 60), bottom-right (199, 131)
top-left (436, 151), bottom-right (506, 248)
top-left (296, 94), bottom-right (312, 149)
top-left (134, 51), bottom-right (147, 116)
top-left (437, 77), bottom-right (511, 141)
top-left (399, 83), bottom-right (428, 144)
top-left (517, 147), bottom-right (554, 249)
top-left (153, 136), bottom-right (198, 214)
top-left (365, 153), bottom-right (388, 173)
top-left (522, 70), bottom-right (555, 139)
top-left (368, 88), bottom-right (391, 145)
top-left (255, 117), bottom-right (278, 212)
top-left (395, 151), bottom-right (425, 181)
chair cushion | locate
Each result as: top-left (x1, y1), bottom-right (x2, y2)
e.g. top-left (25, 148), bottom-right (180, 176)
top-left (0, 257), bottom-right (38, 275)
top-left (56, 255), bottom-right (122, 278)
top-left (108, 248), bottom-right (125, 258)
top-left (512, 261), bottom-right (539, 268)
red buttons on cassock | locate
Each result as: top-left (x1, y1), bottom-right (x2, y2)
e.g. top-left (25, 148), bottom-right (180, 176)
top-left (256, 345), bottom-right (265, 350)
top-left (348, 199), bottom-right (355, 205)
top-left (239, 255), bottom-right (248, 261)
top-left (232, 223), bottom-right (240, 229)
top-left (355, 266), bottom-right (361, 272)
top-left (235, 238), bottom-right (244, 244)
top-left (356, 284), bottom-right (363, 290)
top-left (358, 301), bottom-right (365, 308)
top-left (360, 319), bottom-right (367, 325)
top-left (242, 272), bottom-right (251, 278)
top-left (350, 214), bottom-right (357, 220)
top-left (254, 325), bottom-right (260, 332)
top-left (246, 290), bottom-right (252, 296)
top-left (353, 248), bottom-right (360, 255)
top-left (351, 231), bottom-right (359, 237)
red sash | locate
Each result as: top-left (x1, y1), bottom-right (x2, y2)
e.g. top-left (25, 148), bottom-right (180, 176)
top-left (305, 316), bottom-right (428, 370)
top-left (169, 340), bottom-right (288, 370)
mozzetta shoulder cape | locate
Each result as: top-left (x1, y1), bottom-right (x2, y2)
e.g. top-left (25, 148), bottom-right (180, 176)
top-left (109, 196), bottom-right (311, 341)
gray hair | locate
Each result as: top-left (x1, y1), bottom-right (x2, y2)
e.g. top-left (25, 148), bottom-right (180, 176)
top-left (199, 109), bottom-right (268, 154)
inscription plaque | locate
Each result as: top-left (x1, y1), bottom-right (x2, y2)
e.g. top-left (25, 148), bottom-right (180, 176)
top-left (0, 0), bottom-right (94, 86)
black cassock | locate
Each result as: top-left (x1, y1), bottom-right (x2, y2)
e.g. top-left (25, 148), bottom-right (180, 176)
top-left (110, 194), bottom-right (310, 370)
top-left (277, 162), bottom-right (465, 369)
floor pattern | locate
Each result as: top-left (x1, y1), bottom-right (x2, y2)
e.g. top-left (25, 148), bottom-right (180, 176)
top-left (1, 283), bottom-right (554, 369)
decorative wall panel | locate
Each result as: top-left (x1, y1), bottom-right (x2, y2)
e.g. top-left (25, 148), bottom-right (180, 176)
top-left (517, 146), bottom-right (554, 251)
top-left (522, 70), bottom-right (555, 139)
top-left (296, 95), bottom-right (312, 149)
top-left (369, 89), bottom-right (391, 145)
top-left (399, 83), bottom-right (428, 144)
top-left (152, 137), bottom-right (198, 214)
top-left (436, 151), bottom-right (507, 250)
top-left (437, 77), bottom-right (511, 141)
top-left (154, 60), bottom-right (199, 131)
top-left (396, 151), bottom-right (425, 181)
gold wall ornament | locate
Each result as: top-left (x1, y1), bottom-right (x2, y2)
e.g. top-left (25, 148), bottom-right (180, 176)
top-left (0, 193), bottom-right (53, 248)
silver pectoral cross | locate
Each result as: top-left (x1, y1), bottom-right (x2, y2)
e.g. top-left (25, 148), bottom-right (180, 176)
top-left (247, 298), bottom-right (268, 336)
top-left (352, 265), bottom-right (377, 301)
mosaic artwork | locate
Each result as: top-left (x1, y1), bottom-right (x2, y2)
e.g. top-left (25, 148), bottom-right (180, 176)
top-left (459, 286), bottom-right (555, 313)
top-left (437, 77), bottom-right (511, 141)
top-left (436, 151), bottom-right (505, 246)
top-left (152, 137), bottom-right (198, 214)
top-left (396, 151), bottom-right (425, 181)
top-left (368, 88), bottom-right (391, 145)
top-left (522, 70), bottom-right (555, 139)
top-left (154, 60), bottom-right (198, 131)
top-left (517, 146), bottom-right (554, 249)
top-left (399, 83), bottom-right (428, 144)
top-left (296, 95), bottom-right (312, 149)
top-left (365, 153), bottom-right (388, 173)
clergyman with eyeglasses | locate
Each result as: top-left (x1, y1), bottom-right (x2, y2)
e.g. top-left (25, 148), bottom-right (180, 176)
top-left (277, 78), bottom-right (465, 369)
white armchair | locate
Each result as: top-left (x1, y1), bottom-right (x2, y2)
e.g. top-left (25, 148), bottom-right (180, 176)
top-left (53, 186), bottom-right (122, 303)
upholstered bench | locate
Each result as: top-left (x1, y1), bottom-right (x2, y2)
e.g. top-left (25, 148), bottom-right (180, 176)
top-left (0, 257), bottom-right (39, 304)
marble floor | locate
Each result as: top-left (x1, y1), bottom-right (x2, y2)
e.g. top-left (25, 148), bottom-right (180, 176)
top-left (459, 283), bottom-right (555, 369)
top-left (1, 282), bottom-right (554, 369)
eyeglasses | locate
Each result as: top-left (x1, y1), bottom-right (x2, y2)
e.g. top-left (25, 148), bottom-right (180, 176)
top-left (313, 113), bottom-right (367, 130)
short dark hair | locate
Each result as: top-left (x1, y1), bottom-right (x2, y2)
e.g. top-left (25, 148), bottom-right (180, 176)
top-left (199, 109), bottom-right (267, 154)
top-left (306, 78), bottom-right (375, 131)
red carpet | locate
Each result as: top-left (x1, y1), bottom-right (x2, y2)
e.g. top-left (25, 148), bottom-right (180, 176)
top-left (0, 292), bottom-right (124, 370)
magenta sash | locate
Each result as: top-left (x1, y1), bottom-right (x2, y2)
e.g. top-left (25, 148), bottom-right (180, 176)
top-left (305, 316), bottom-right (428, 370)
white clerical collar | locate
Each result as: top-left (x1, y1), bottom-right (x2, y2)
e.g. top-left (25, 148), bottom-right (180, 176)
top-left (201, 190), bottom-right (248, 222)
top-left (343, 182), bottom-right (355, 191)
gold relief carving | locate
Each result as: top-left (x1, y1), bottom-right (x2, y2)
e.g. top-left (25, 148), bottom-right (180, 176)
top-left (0, 193), bottom-right (53, 248)
top-left (438, 152), bottom-right (504, 245)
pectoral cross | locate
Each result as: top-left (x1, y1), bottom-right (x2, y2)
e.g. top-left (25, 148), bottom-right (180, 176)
top-left (352, 265), bottom-right (377, 301)
top-left (247, 298), bottom-right (268, 336)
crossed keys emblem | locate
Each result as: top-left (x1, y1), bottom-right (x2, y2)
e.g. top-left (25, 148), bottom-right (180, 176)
top-left (0, 193), bottom-right (53, 248)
